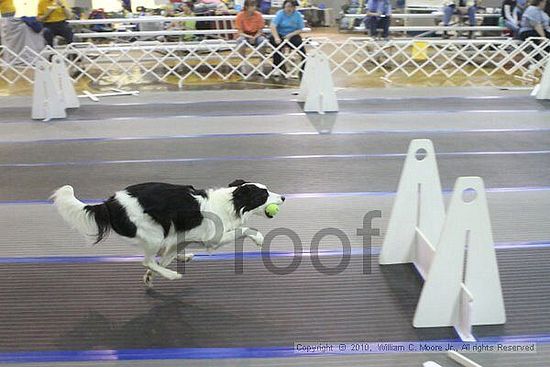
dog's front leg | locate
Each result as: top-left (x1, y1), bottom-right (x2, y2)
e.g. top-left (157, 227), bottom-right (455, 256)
top-left (208, 227), bottom-right (264, 248)
top-left (243, 228), bottom-right (264, 247)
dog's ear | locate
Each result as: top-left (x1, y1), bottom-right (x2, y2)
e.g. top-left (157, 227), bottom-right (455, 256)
top-left (231, 183), bottom-right (269, 216)
top-left (228, 179), bottom-right (248, 187)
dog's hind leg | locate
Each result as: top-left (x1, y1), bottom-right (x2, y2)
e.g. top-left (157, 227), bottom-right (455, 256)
top-left (177, 253), bottom-right (194, 262)
top-left (175, 242), bottom-right (194, 263)
top-left (159, 243), bottom-right (178, 266)
top-left (143, 246), bottom-right (176, 284)
top-left (143, 242), bottom-right (193, 286)
top-left (143, 269), bottom-right (154, 287)
top-left (143, 257), bottom-right (182, 280)
top-left (142, 245), bottom-right (182, 287)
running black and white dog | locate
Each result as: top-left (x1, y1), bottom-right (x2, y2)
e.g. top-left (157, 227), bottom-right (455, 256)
top-left (52, 180), bottom-right (285, 286)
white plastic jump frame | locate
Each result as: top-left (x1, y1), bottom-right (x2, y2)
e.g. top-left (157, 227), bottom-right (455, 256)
top-left (32, 55), bottom-right (79, 121)
top-left (79, 89), bottom-right (140, 102)
top-left (297, 50), bottom-right (339, 114)
top-left (533, 57), bottom-right (550, 100)
top-left (380, 139), bottom-right (506, 342)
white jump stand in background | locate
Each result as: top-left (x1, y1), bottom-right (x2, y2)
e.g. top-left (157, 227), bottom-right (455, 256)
top-left (380, 139), bottom-right (506, 342)
top-left (32, 60), bottom-right (66, 120)
top-left (32, 55), bottom-right (138, 118)
top-left (32, 55), bottom-right (79, 120)
top-left (297, 50), bottom-right (338, 114)
top-left (532, 57), bottom-right (550, 99)
top-left (52, 55), bottom-right (80, 109)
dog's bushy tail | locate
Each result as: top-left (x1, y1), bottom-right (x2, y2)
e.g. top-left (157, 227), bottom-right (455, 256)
top-left (51, 185), bottom-right (111, 244)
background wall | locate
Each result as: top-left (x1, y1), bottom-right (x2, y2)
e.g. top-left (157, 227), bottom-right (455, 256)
top-left (13, 0), bottom-right (169, 16)
top-left (12, 0), bottom-right (504, 19)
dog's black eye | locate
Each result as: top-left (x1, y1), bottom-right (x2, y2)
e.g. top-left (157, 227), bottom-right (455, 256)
top-left (228, 179), bottom-right (248, 187)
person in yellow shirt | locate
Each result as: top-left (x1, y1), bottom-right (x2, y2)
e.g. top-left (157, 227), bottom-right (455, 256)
top-left (0, 0), bottom-right (16, 17)
top-left (37, 0), bottom-right (73, 47)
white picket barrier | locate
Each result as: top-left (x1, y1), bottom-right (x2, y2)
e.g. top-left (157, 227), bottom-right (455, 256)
top-left (3, 38), bottom-right (550, 87)
top-left (380, 139), bottom-right (506, 342)
top-left (32, 57), bottom-right (79, 120)
top-left (297, 50), bottom-right (338, 114)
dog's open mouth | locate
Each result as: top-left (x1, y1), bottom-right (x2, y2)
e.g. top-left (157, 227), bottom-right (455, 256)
top-left (266, 212), bottom-right (274, 219)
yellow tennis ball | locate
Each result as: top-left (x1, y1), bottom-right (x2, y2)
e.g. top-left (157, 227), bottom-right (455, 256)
top-left (265, 203), bottom-right (280, 217)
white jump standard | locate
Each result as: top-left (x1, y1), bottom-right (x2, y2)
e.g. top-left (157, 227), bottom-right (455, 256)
top-left (297, 50), bottom-right (338, 114)
top-left (32, 55), bottom-right (79, 121)
top-left (533, 58), bottom-right (550, 100)
top-left (380, 139), bottom-right (506, 342)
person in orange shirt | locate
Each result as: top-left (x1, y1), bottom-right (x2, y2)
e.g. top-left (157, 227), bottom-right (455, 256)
top-left (235, 0), bottom-right (266, 72)
top-left (37, 0), bottom-right (73, 47)
top-left (0, 0), bottom-right (16, 17)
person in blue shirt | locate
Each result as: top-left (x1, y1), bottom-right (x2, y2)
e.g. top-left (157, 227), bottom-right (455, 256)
top-left (519, 0), bottom-right (549, 61)
top-left (515, 0), bottom-right (529, 23)
top-left (519, 0), bottom-right (550, 39)
top-left (269, 0), bottom-right (306, 76)
top-left (503, 0), bottom-right (528, 37)
top-left (364, 0), bottom-right (392, 39)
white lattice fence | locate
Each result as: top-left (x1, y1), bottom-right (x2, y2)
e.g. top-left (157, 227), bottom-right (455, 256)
top-left (1, 38), bottom-right (549, 86)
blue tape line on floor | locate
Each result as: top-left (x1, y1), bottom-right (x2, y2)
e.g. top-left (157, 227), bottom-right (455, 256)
top-left (0, 241), bottom-right (548, 264)
top-left (1, 334), bottom-right (549, 363)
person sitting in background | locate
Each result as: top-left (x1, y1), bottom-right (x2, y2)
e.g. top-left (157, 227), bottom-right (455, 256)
top-left (442, 0), bottom-right (477, 38)
top-left (180, 3), bottom-right (196, 41)
top-left (502, 0), bottom-right (520, 36)
top-left (1, 0), bottom-right (46, 64)
top-left (0, 0), bottom-right (16, 17)
top-left (88, 8), bottom-right (113, 32)
top-left (339, 0), bottom-right (362, 30)
top-left (37, 0), bottom-right (73, 47)
top-left (515, 0), bottom-right (529, 21)
top-left (363, 0), bottom-right (392, 39)
top-left (236, 0), bottom-right (266, 72)
top-left (269, 0), bottom-right (306, 76)
top-left (0, 0), bottom-right (16, 53)
top-left (519, 0), bottom-right (550, 39)
top-left (167, 2), bottom-right (196, 41)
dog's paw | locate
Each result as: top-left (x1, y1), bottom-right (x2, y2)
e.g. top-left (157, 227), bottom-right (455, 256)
top-left (143, 270), bottom-right (154, 288)
top-left (170, 272), bottom-right (183, 280)
top-left (177, 253), bottom-right (194, 262)
top-left (250, 232), bottom-right (264, 247)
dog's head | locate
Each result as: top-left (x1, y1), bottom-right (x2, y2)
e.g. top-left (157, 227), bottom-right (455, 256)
top-left (229, 179), bottom-right (285, 218)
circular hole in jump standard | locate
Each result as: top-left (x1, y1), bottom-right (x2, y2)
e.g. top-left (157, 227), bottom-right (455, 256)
top-left (415, 148), bottom-right (428, 161)
top-left (462, 188), bottom-right (477, 203)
